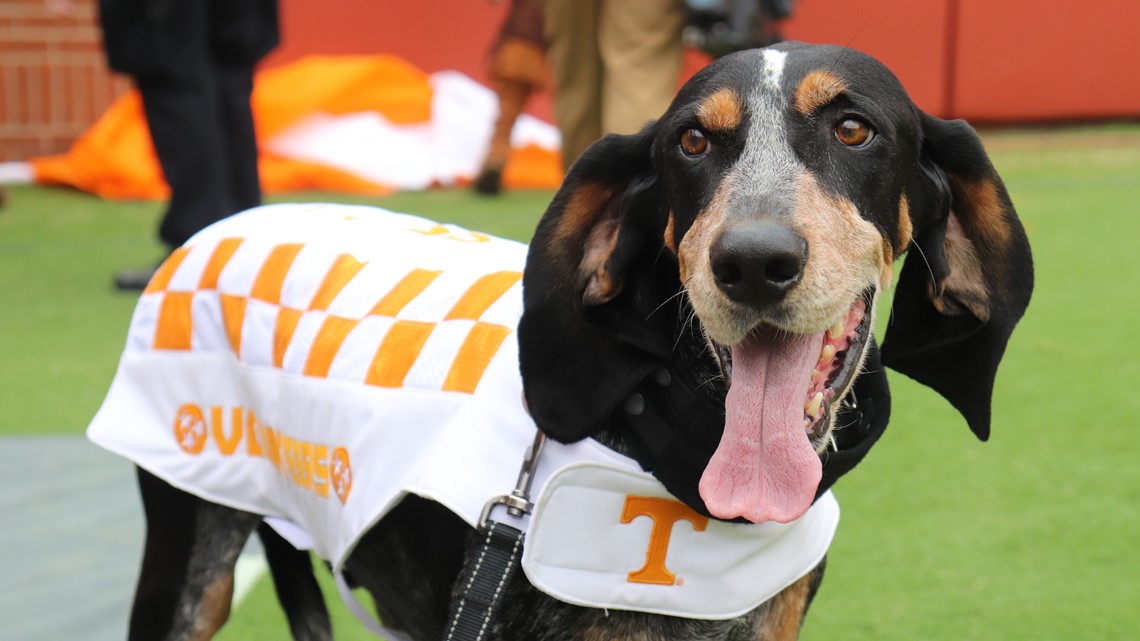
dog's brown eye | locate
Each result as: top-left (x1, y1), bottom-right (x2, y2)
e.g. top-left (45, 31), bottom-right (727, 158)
top-left (680, 128), bottom-right (709, 156)
top-left (835, 118), bottom-right (873, 147)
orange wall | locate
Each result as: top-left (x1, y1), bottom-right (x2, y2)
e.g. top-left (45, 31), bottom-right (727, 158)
top-left (264, 0), bottom-right (560, 119)
top-left (266, 0), bottom-right (1140, 124)
top-left (953, 0), bottom-right (1140, 121)
top-left (785, 0), bottom-right (1140, 122)
top-left (266, 0), bottom-right (507, 84)
top-left (783, 0), bottom-right (953, 116)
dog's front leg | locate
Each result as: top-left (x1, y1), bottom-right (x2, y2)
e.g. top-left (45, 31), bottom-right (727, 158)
top-left (753, 561), bottom-right (826, 641)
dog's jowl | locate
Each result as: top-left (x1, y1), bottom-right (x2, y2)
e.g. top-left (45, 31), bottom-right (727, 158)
top-left (90, 42), bottom-right (1032, 641)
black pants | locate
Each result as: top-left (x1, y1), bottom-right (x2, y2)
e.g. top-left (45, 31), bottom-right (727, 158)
top-left (100, 0), bottom-right (278, 250)
top-left (137, 63), bottom-right (261, 249)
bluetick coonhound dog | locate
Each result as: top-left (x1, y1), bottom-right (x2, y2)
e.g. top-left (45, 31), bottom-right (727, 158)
top-left (123, 42), bottom-right (1032, 641)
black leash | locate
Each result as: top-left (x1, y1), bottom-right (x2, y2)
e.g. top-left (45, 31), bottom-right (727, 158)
top-left (442, 431), bottom-right (546, 641)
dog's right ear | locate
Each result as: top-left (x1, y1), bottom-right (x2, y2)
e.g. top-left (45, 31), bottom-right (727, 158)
top-left (519, 124), bottom-right (674, 443)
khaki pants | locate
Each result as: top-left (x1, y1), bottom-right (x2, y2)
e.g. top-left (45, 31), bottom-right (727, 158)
top-left (543, 0), bottom-right (684, 169)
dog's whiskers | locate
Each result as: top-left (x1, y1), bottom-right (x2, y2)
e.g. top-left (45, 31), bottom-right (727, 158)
top-left (907, 236), bottom-right (937, 287)
top-left (646, 288), bottom-right (687, 322)
top-left (675, 304), bottom-right (701, 353)
top-left (697, 373), bottom-right (726, 391)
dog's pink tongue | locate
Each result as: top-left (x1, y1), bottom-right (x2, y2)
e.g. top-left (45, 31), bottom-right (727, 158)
top-left (699, 329), bottom-right (823, 523)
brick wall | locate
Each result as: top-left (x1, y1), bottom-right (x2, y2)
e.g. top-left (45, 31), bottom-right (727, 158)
top-left (0, 0), bottom-right (128, 162)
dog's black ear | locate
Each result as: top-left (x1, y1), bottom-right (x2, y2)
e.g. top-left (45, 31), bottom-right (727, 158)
top-left (519, 124), bottom-right (674, 443)
top-left (881, 112), bottom-right (1033, 441)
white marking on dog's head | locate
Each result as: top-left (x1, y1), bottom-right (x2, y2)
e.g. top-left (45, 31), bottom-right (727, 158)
top-left (761, 49), bottom-right (788, 89)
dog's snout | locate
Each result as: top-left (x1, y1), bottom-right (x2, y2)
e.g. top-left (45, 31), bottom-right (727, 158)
top-left (710, 221), bottom-right (807, 306)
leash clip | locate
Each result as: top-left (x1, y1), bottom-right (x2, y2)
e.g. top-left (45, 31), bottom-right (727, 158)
top-left (479, 430), bottom-right (547, 529)
top-left (448, 431), bottom-right (543, 641)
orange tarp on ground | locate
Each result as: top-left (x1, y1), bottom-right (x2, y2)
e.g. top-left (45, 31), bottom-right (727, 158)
top-left (31, 55), bottom-right (563, 200)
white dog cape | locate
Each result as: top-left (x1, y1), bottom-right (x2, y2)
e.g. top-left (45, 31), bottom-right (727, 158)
top-left (88, 204), bottom-right (838, 623)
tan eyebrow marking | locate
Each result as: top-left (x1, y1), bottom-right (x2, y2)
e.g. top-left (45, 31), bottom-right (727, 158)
top-left (696, 88), bottom-right (743, 132)
top-left (794, 70), bottom-right (848, 115)
top-left (897, 193), bottom-right (913, 257)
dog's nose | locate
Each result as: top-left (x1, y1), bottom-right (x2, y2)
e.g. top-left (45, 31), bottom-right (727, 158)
top-left (710, 221), bottom-right (807, 306)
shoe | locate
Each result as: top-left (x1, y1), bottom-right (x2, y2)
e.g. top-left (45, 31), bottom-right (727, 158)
top-left (115, 252), bottom-right (174, 291)
top-left (114, 265), bottom-right (160, 291)
top-left (473, 166), bottom-right (503, 196)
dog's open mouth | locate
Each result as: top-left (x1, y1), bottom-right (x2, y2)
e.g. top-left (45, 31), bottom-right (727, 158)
top-left (700, 290), bottom-right (874, 524)
top-left (802, 294), bottom-right (872, 439)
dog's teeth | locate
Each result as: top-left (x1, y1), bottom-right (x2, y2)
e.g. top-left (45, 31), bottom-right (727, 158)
top-left (810, 368), bottom-right (822, 383)
top-left (820, 345), bottom-right (836, 362)
top-left (805, 392), bottom-right (824, 418)
top-left (827, 321), bottom-right (845, 339)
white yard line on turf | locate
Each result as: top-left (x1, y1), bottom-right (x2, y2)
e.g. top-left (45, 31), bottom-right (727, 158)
top-left (232, 552), bottom-right (269, 607)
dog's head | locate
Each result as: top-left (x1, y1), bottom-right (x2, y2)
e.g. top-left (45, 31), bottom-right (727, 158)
top-left (519, 43), bottom-right (1033, 524)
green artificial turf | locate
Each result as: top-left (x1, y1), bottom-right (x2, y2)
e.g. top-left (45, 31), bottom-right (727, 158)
top-left (0, 188), bottom-right (162, 434)
top-left (3, 124), bottom-right (1137, 638)
top-left (215, 557), bottom-right (380, 641)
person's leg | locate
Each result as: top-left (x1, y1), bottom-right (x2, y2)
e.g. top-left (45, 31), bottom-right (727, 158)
top-left (112, 1), bottom-right (222, 290)
top-left (598, 0), bottom-right (685, 136)
top-left (543, 0), bottom-right (603, 170)
top-left (115, 73), bottom-right (226, 291)
top-left (475, 31), bottom-right (546, 195)
top-left (212, 61), bottom-right (262, 215)
top-left (115, 77), bottom-right (221, 291)
top-left (137, 73), bottom-right (228, 252)
top-left (475, 77), bottom-right (535, 195)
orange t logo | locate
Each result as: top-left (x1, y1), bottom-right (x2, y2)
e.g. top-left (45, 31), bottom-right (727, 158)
top-left (621, 496), bottom-right (709, 585)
